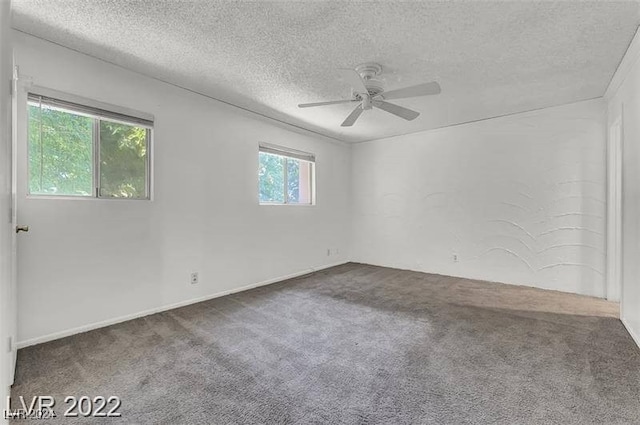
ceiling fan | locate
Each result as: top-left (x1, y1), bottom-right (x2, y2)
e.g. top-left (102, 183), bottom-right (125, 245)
top-left (298, 63), bottom-right (441, 127)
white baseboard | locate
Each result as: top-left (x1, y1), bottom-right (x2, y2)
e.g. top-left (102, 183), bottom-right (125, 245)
top-left (17, 261), bottom-right (348, 349)
top-left (350, 260), bottom-right (606, 299)
top-left (622, 317), bottom-right (640, 350)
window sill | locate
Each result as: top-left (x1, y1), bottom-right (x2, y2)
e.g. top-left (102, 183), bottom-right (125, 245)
top-left (26, 194), bottom-right (152, 201)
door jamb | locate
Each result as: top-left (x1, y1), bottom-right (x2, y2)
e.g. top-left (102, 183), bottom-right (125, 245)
top-left (606, 108), bottom-right (623, 304)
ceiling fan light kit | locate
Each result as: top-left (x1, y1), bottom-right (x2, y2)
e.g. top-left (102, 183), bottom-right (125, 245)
top-left (298, 62), bottom-right (441, 127)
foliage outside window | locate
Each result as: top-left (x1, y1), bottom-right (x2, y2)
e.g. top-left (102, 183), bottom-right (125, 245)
top-left (28, 94), bottom-right (152, 199)
top-left (259, 145), bottom-right (314, 205)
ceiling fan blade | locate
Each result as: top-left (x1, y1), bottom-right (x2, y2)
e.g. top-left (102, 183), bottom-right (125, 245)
top-left (338, 68), bottom-right (368, 94)
top-left (341, 104), bottom-right (364, 127)
top-left (298, 99), bottom-right (358, 108)
top-left (373, 100), bottom-right (420, 121)
top-left (379, 82), bottom-right (441, 100)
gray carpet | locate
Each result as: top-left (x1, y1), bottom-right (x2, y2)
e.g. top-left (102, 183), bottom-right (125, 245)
top-left (10, 263), bottom-right (640, 424)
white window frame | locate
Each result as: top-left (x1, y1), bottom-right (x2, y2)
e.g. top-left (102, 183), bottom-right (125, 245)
top-left (259, 143), bottom-right (315, 206)
top-left (27, 88), bottom-right (154, 200)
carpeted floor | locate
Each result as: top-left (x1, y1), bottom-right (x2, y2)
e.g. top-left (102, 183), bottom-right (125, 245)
top-left (10, 263), bottom-right (640, 424)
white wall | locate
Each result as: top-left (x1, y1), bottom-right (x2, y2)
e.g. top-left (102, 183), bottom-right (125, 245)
top-left (14, 32), bottom-right (351, 346)
top-left (352, 99), bottom-right (607, 297)
top-left (1, 0), bottom-right (13, 421)
top-left (607, 27), bottom-right (640, 347)
top-left (10, 29), bottom-right (624, 348)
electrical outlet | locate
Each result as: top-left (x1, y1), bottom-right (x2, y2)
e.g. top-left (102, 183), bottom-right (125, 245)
top-left (190, 272), bottom-right (199, 285)
top-left (327, 249), bottom-right (331, 256)
top-left (453, 254), bottom-right (459, 263)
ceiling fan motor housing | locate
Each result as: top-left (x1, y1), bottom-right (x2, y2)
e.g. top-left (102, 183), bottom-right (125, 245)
top-left (364, 78), bottom-right (385, 96)
top-left (355, 62), bottom-right (385, 96)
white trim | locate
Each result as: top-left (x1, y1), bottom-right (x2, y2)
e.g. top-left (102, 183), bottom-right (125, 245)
top-left (353, 259), bottom-right (606, 298)
top-left (605, 25), bottom-right (640, 101)
top-left (606, 115), bottom-right (622, 301)
top-left (17, 261), bottom-right (348, 349)
top-left (622, 318), bottom-right (640, 350)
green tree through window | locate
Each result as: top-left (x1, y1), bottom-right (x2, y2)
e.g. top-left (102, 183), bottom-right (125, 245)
top-left (99, 121), bottom-right (148, 198)
top-left (259, 152), bottom-right (285, 203)
top-left (28, 105), bottom-right (93, 196)
top-left (28, 99), bottom-right (151, 199)
top-left (258, 147), bottom-right (314, 204)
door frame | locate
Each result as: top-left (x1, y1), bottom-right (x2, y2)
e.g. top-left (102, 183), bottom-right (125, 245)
top-left (8, 64), bottom-right (19, 384)
top-left (606, 109), bottom-right (623, 303)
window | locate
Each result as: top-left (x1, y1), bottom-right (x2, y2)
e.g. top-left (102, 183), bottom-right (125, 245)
top-left (259, 144), bottom-right (315, 205)
top-left (27, 93), bottom-right (152, 199)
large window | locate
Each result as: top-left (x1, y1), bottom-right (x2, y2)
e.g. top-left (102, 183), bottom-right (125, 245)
top-left (27, 93), bottom-right (153, 199)
top-left (259, 144), bottom-right (315, 205)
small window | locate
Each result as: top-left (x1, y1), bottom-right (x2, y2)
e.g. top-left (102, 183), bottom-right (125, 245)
top-left (259, 144), bottom-right (315, 205)
top-left (27, 93), bottom-right (152, 199)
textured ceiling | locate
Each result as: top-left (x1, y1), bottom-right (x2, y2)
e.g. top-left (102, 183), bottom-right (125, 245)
top-left (11, 1), bottom-right (640, 143)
